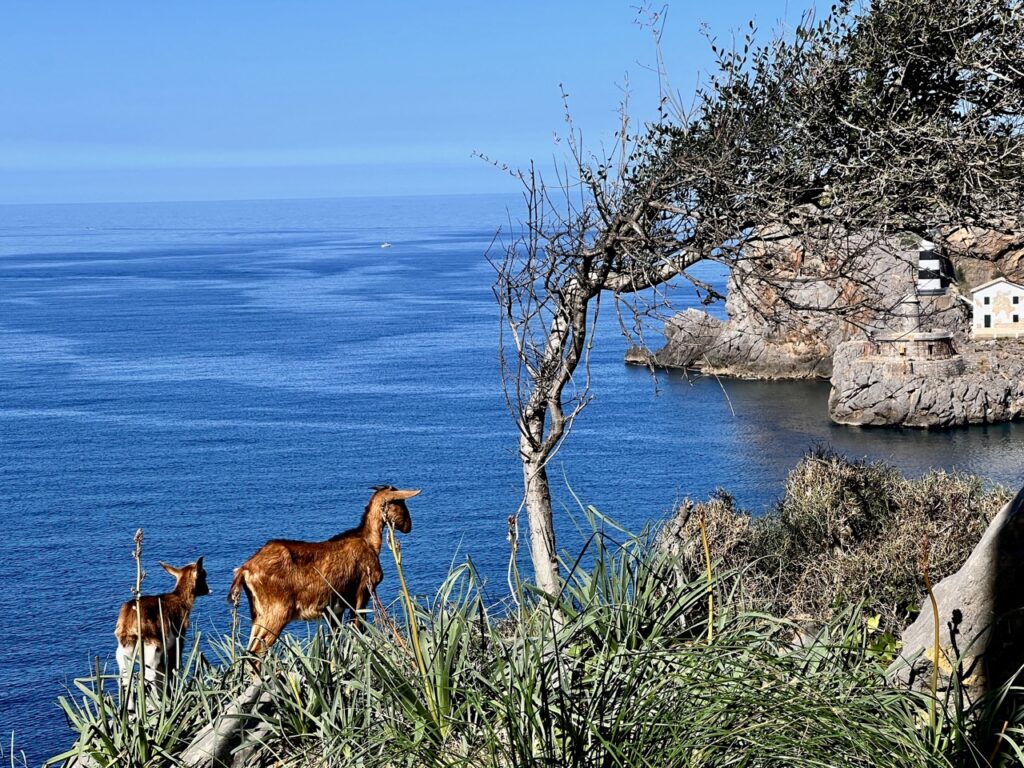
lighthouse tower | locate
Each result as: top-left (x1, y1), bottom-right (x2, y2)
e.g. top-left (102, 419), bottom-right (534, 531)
top-left (917, 239), bottom-right (952, 297)
top-left (866, 239), bottom-right (957, 362)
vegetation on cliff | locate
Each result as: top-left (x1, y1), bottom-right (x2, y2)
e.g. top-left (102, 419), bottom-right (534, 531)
top-left (663, 450), bottom-right (1011, 635)
top-left (41, 455), bottom-right (1024, 768)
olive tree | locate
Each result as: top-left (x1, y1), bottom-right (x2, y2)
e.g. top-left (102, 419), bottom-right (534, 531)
top-left (495, 0), bottom-right (1024, 594)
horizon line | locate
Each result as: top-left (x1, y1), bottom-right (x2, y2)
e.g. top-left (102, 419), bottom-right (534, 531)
top-left (0, 189), bottom-right (525, 209)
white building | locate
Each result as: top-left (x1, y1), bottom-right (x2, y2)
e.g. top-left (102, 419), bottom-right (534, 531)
top-left (972, 277), bottom-right (1024, 339)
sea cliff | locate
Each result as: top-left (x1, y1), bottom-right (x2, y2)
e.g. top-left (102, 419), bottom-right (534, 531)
top-left (634, 228), bottom-right (1024, 427)
top-left (634, 235), bottom-right (966, 380)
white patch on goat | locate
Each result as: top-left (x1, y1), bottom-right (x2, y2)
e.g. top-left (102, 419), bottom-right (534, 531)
top-left (116, 644), bottom-right (135, 688)
top-left (116, 642), bottom-right (165, 686)
top-left (143, 642), bottom-right (164, 683)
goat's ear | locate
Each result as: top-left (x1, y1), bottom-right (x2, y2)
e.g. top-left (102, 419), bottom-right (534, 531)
top-left (389, 488), bottom-right (421, 500)
top-left (195, 556), bottom-right (204, 570)
top-left (159, 562), bottom-right (180, 578)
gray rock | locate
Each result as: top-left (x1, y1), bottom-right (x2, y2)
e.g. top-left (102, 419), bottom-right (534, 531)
top-left (180, 682), bottom-right (271, 768)
top-left (624, 346), bottom-right (655, 366)
top-left (652, 309), bottom-right (723, 369)
top-left (897, 486), bottom-right (1024, 697)
top-left (829, 339), bottom-right (1024, 427)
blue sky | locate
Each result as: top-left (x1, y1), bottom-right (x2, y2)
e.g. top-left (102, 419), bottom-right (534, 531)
top-left (0, 1), bottom-right (797, 204)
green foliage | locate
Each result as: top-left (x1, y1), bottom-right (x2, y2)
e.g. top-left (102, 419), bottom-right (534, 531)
top-left (2, 734), bottom-right (29, 768)
top-left (255, 620), bottom-right (380, 764)
top-left (47, 638), bottom-right (235, 768)
top-left (649, 0), bottom-right (1024, 246)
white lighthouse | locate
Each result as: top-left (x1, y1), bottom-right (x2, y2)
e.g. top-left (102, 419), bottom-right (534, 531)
top-left (865, 238), bottom-right (959, 363)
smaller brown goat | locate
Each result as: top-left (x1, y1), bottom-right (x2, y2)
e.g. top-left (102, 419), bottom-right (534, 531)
top-left (228, 486), bottom-right (418, 655)
top-left (115, 558), bottom-right (210, 692)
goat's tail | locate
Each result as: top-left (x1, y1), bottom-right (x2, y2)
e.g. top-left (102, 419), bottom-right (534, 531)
top-left (227, 567), bottom-right (247, 607)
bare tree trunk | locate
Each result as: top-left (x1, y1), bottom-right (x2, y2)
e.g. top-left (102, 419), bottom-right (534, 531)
top-left (521, 444), bottom-right (560, 597)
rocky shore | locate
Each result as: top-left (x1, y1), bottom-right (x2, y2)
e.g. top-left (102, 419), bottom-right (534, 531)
top-left (638, 307), bottom-right (836, 378)
top-left (631, 227), bottom-right (1024, 428)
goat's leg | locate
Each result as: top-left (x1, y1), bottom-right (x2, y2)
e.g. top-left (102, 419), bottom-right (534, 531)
top-left (142, 642), bottom-right (166, 708)
top-left (246, 624), bottom-right (269, 656)
top-left (165, 637), bottom-right (180, 679)
top-left (116, 644), bottom-right (132, 686)
top-left (244, 614), bottom-right (288, 678)
top-left (247, 614), bottom-right (288, 656)
top-left (351, 587), bottom-right (372, 627)
top-left (116, 644), bottom-right (137, 708)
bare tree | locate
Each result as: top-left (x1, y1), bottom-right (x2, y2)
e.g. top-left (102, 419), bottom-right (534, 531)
top-left (494, 0), bottom-right (1024, 594)
top-left (492, 103), bottom-right (707, 595)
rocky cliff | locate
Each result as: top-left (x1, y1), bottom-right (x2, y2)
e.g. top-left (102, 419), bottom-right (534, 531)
top-left (638, 226), bottom-right (1024, 380)
top-left (639, 234), bottom-right (968, 379)
top-left (945, 225), bottom-right (1024, 287)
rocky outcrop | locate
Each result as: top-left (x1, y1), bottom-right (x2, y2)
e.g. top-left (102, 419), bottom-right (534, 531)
top-left (945, 225), bottom-right (1024, 287)
top-left (897, 486), bottom-right (1024, 698)
top-left (636, 223), bottom-right (1024, 380)
top-left (639, 234), bottom-right (968, 379)
top-left (179, 682), bottom-right (273, 768)
top-left (829, 339), bottom-right (1024, 427)
top-left (654, 308), bottom-right (835, 378)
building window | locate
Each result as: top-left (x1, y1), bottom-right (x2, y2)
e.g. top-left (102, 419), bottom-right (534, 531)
top-left (984, 296), bottom-right (991, 305)
top-left (927, 344), bottom-right (934, 356)
top-left (985, 315), bottom-right (992, 328)
top-left (1015, 315), bottom-right (1020, 324)
top-left (1015, 296), bottom-right (1020, 305)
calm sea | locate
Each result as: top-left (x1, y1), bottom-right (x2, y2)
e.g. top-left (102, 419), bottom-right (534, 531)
top-left (2, 194), bottom-right (1022, 763)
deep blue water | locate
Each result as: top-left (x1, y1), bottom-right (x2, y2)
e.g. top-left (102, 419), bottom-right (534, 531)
top-left (2, 194), bottom-right (1023, 764)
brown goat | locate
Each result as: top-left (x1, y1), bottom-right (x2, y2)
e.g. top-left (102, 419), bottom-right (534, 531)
top-left (228, 486), bottom-right (418, 655)
top-left (114, 558), bottom-right (210, 690)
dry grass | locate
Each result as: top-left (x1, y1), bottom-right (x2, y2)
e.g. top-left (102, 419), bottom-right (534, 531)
top-left (661, 449), bottom-right (1011, 634)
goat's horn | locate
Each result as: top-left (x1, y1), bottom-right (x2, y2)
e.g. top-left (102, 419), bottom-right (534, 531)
top-left (390, 488), bottom-right (421, 500)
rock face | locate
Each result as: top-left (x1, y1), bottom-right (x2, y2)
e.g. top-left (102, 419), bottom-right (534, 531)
top-left (829, 339), bottom-right (1024, 427)
top-left (638, 223), bottom-right (1024, 380)
top-left (945, 225), bottom-right (1024, 287)
top-left (655, 308), bottom-right (836, 378)
top-left (898, 486), bottom-right (1024, 697)
top-left (641, 234), bottom-right (968, 379)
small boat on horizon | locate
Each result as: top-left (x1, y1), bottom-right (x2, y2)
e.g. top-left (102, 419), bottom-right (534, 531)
top-left (380, 241), bottom-right (392, 249)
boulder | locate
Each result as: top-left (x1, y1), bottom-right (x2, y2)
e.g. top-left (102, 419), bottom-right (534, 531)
top-left (624, 346), bottom-right (656, 366)
top-left (180, 682), bottom-right (271, 768)
top-left (898, 486), bottom-right (1024, 695)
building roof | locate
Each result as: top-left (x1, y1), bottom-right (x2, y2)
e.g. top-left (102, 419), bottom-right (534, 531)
top-left (971, 276), bottom-right (1024, 294)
